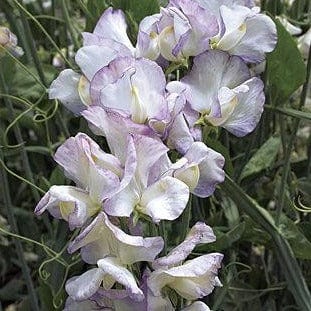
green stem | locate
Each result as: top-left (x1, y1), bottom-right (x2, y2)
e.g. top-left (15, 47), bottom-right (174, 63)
top-left (0, 150), bottom-right (40, 311)
top-left (0, 72), bottom-right (52, 235)
top-left (11, 0), bottom-right (74, 68)
top-left (61, 0), bottom-right (80, 50)
top-left (275, 44), bottom-right (311, 225)
top-left (179, 194), bottom-right (192, 243)
top-left (221, 176), bottom-right (311, 311)
top-left (18, 5), bottom-right (47, 85)
top-left (265, 105), bottom-right (311, 121)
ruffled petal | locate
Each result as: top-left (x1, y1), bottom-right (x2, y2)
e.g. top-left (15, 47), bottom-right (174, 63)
top-left (181, 50), bottom-right (250, 114)
top-left (182, 302), bottom-right (211, 311)
top-left (65, 268), bottom-right (107, 301)
top-left (97, 257), bottom-right (144, 301)
top-left (90, 57), bottom-right (168, 125)
top-left (54, 133), bottom-right (121, 201)
top-left (133, 134), bottom-right (169, 188)
top-left (149, 253), bottom-right (223, 300)
top-left (136, 14), bottom-right (161, 60)
top-left (75, 45), bottom-right (124, 81)
top-left (140, 176), bottom-right (189, 223)
top-left (93, 8), bottom-right (135, 53)
top-left (221, 77), bottom-right (265, 136)
top-left (104, 182), bottom-right (140, 217)
top-left (220, 6), bottom-right (277, 63)
top-left (153, 222), bottom-right (216, 269)
top-left (82, 107), bottom-right (154, 162)
top-left (68, 212), bottom-right (164, 265)
top-left (49, 69), bottom-right (86, 114)
top-left (34, 185), bottom-right (97, 230)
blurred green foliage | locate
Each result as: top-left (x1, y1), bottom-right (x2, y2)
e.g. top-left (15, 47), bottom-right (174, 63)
top-left (0, 0), bottom-right (310, 310)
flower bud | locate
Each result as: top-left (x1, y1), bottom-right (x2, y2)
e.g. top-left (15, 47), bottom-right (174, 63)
top-left (0, 26), bottom-right (24, 57)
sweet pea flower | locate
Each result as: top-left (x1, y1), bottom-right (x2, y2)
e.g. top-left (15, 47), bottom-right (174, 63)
top-left (35, 133), bottom-right (136, 229)
top-left (148, 141), bottom-right (225, 198)
top-left (137, 0), bottom-right (218, 62)
top-left (49, 8), bottom-right (133, 115)
top-left (149, 222), bottom-right (223, 300)
top-left (87, 61), bottom-right (189, 146)
top-left (168, 142), bottom-right (225, 197)
top-left (67, 212), bottom-right (164, 300)
top-left (82, 7), bottom-right (135, 54)
top-left (171, 50), bottom-right (265, 137)
top-left (208, 2), bottom-right (277, 63)
top-left (0, 26), bottom-right (24, 57)
top-left (65, 267), bottom-right (212, 310)
top-left (103, 133), bottom-right (190, 223)
top-left (90, 269), bottom-right (175, 311)
top-left (90, 56), bottom-right (169, 128)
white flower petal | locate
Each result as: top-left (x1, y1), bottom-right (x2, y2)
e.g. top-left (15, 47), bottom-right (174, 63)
top-left (140, 176), bottom-right (189, 222)
top-left (34, 185), bottom-right (96, 230)
top-left (68, 212), bottom-right (164, 265)
top-left (93, 8), bottom-right (135, 52)
top-left (65, 268), bottom-right (107, 301)
top-left (75, 45), bottom-right (120, 80)
top-left (182, 301), bottom-right (211, 311)
top-left (149, 253), bottom-right (223, 300)
top-left (49, 69), bottom-right (86, 114)
top-left (98, 257), bottom-right (144, 301)
top-left (153, 222), bottom-right (216, 269)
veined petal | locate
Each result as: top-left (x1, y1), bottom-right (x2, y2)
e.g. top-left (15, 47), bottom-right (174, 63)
top-left (136, 14), bottom-right (161, 60)
top-left (220, 7), bottom-right (277, 62)
top-left (97, 257), bottom-right (144, 301)
top-left (170, 0), bottom-right (219, 56)
top-left (182, 302), bottom-right (211, 311)
top-left (75, 45), bottom-right (120, 81)
top-left (64, 297), bottom-right (111, 311)
top-left (82, 107), bottom-right (154, 162)
top-left (65, 268), bottom-right (108, 301)
top-left (139, 176), bottom-right (189, 223)
top-left (172, 142), bottom-right (225, 197)
top-left (93, 8), bottom-right (135, 53)
top-left (216, 5), bottom-right (251, 51)
top-left (221, 77), bottom-right (265, 136)
top-left (181, 50), bottom-right (250, 114)
top-left (68, 212), bottom-right (164, 265)
top-left (193, 148), bottom-right (225, 197)
top-left (34, 185), bottom-right (98, 230)
top-left (153, 222), bottom-right (216, 269)
top-left (54, 133), bottom-right (121, 201)
top-left (104, 182), bottom-right (140, 217)
top-left (90, 57), bottom-right (168, 125)
top-left (133, 135), bottom-right (169, 189)
top-left (49, 69), bottom-right (86, 115)
top-left (82, 33), bottom-right (133, 54)
top-left (149, 253), bottom-right (223, 300)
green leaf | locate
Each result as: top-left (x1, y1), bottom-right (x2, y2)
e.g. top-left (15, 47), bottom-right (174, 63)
top-left (85, 1), bottom-right (109, 31)
top-left (11, 64), bottom-right (56, 100)
top-left (274, 212), bottom-right (311, 260)
top-left (198, 222), bottom-right (245, 252)
top-left (240, 135), bottom-right (281, 180)
top-left (221, 176), bottom-right (311, 311)
top-left (266, 19), bottom-right (306, 104)
top-left (112, 0), bottom-right (160, 23)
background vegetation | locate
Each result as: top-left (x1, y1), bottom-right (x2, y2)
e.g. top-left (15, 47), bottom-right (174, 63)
top-left (0, 0), bottom-right (310, 310)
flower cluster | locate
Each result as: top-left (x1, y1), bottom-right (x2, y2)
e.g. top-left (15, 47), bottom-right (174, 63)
top-left (36, 0), bottom-right (277, 310)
